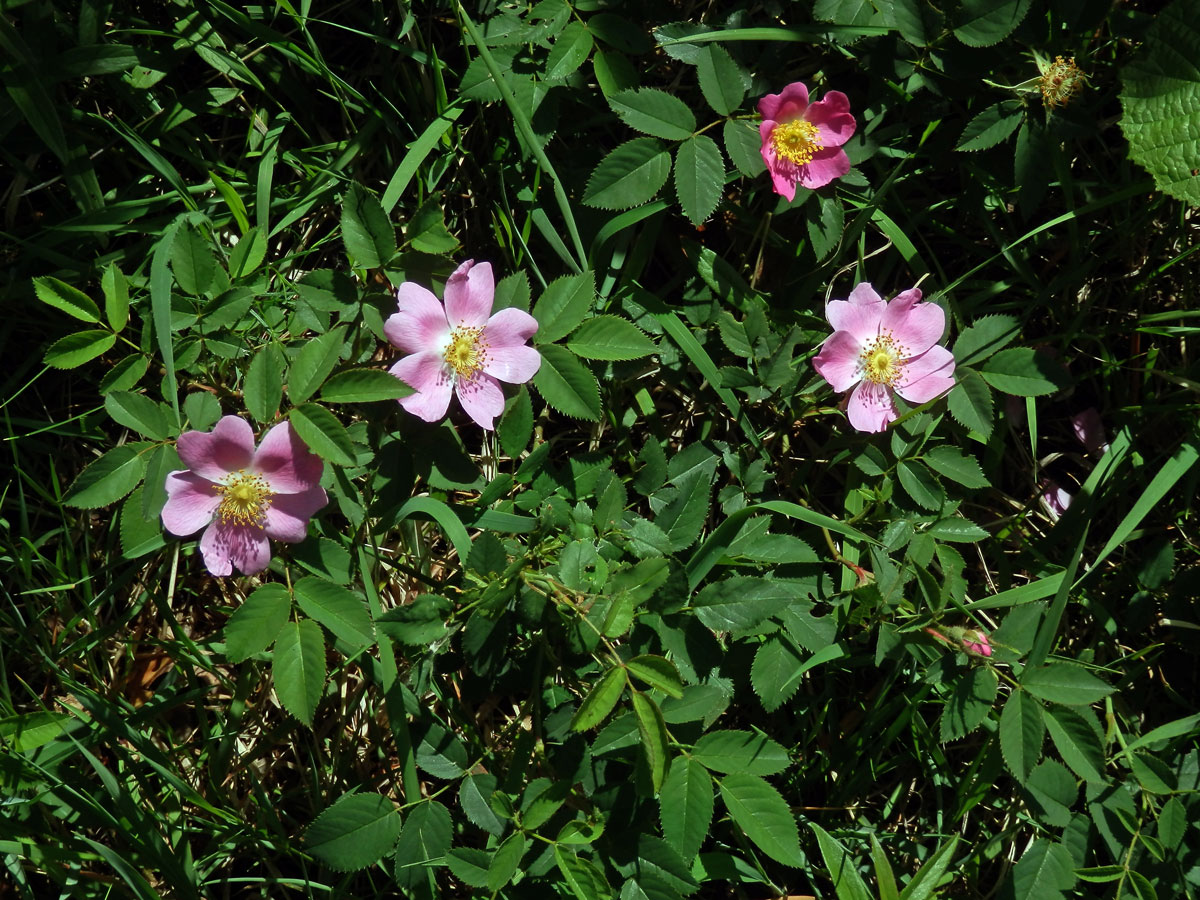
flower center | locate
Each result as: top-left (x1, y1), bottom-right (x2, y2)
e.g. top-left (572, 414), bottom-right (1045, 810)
top-left (444, 326), bottom-right (488, 380)
top-left (771, 119), bottom-right (822, 166)
top-left (1040, 56), bottom-right (1085, 109)
top-left (859, 334), bottom-right (907, 387)
top-left (217, 470), bottom-right (273, 527)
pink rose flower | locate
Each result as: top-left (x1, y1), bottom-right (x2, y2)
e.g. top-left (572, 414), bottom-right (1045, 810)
top-left (812, 283), bottom-right (956, 433)
top-left (162, 416), bottom-right (327, 576)
top-left (385, 260), bottom-right (541, 430)
top-left (1071, 407), bottom-right (1109, 456)
top-left (1041, 480), bottom-right (1072, 521)
top-left (962, 630), bottom-right (993, 658)
top-left (758, 82), bottom-right (856, 201)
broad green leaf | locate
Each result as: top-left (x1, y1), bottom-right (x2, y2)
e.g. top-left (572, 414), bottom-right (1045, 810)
top-left (723, 118), bottom-right (765, 176)
top-left (810, 823), bottom-right (872, 900)
top-left (625, 655), bottom-right (683, 699)
top-left (1008, 838), bottom-right (1076, 900)
top-left (898, 836), bottom-right (960, 900)
top-left (229, 226), bottom-right (267, 278)
top-left (44, 330), bottom-right (116, 369)
top-left (567, 315), bottom-right (656, 360)
top-left (584, 138), bottom-right (672, 210)
top-left (305, 793), bottom-right (401, 872)
top-left (446, 848), bottom-right (491, 888)
top-left (656, 470), bottom-right (712, 552)
top-left (289, 402), bottom-right (356, 466)
top-left (610, 88), bottom-right (696, 140)
top-left (546, 21), bottom-right (593, 81)
top-left (897, 460), bottom-right (944, 511)
top-left (498, 386), bottom-right (534, 457)
top-left (570, 666), bottom-right (627, 731)
top-left (954, 0), bottom-right (1032, 47)
top-left (1130, 751), bottom-right (1175, 794)
top-left (523, 779), bottom-right (571, 830)
top-left (405, 198), bottom-right (458, 254)
top-left (660, 756), bottom-right (713, 861)
top-left (1043, 704), bottom-right (1105, 783)
top-left (64, 442), bottom-right (150, 508)
top-left (718, 773), bottom-right (804, 867)
top-left (924, 446), bottom-right (989, 488)
top-left (459, 774), bottom-right (506, 836)
top-left (394, 801), bottom-right (452, 888)
top-left (1021, 663), bottom-right (1112, 706)
top-left (377, 594), bottom-right (450, 646)
top-left (533, 271), bottom-right (595, 343)
top-left (341, 182), bottom-right (396, 268)
top-left (696, 44), bottom-right (747, 116)
top-left (885, 0), bottom-right (929, 45)
top-left (1158, 796), bottom-right (1186, 849)
top-left (487, 832), bottom-right (527, 891)
top-left (871, 836), bottom-right (900, 900)
top-left (632, 691), bottom-right (669, 793)
top-left (320, 368), bottom-right (412, 403)
top-left (555, 846), bottom-right (614, 900)
top-left (674, 134), bottom-right (724, 225)
top-left (750, 638), bottom-right (805, 713)
top-left (224, 583), bottom-right (291, 662)
top-left (952, 314), bottom-right (1020, 366)
top-left (1024, 760), bottom-right (1076, 827)
top-left (939, 667), bottom-right (998, 742)
top-left (272, 618), bottom-right (326, 726)
top-left (140, 443), bottom-right (177, 521)
top-left (34, 275), bottom-right (101, 323)
top-left (104, 391), bottom-right (171, 441)
top-left (171, 224), bottom-right (216, 296)
top-left (532, 344), bottom-right (601, 421)
top-left (120, 485), bottom-right (166, 559)
top-left (980, 348), bottom-right (1070, 396)
top-left (183, 391), bottom-right (221, 430)
top-left (923, 517), bottom-right (989, 542)
top-left (947, 368), bottom-right (994, 437)
top-left (807, 193), bottom-right (845, 261)
top-left (101, 264), bottom-right (130, 331)
top-left (287, 327), bottom-right (347, 404)
top-left (692, 577), bottom-right (794, 633)
top-left (955, 101), bottom-right (1023, 152)
top-left (999, 690), bottom-right (1044, 782)
top-left (244, 343), bottom-right (283, 424)
top-left (100, 355), bottom-right (149, 395)
top-left (692, 729), bottom-right (789, 776)
top-left (0, 711), bottom-right (70, 753)
top-left (293, 576), bottom-right (375, 652)
top-left (1121, 2), bottom-right (1200, 206)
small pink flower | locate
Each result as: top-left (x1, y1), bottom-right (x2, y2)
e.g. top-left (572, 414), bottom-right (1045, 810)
top-left (1041, 480), bottom-right (1072, 521)
top-left (962, 630), bottom-right (993, 658)
top-left (758, 82), bottom-right (856, 200)
top-left (812, 283), bottom-right (956, 433)
top-left (162, 416), bottom-right (327, 576)
top-left (385, 260), bottom-right (541, 430)
top-left (1071, 408), bottom-right (1109, 456)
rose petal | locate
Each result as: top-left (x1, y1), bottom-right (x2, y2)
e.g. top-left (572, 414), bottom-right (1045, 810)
top-left (813, 331), bottom-right (864, 393)
top-left (758, 81), bottom-right (809, 123)
top-left (177, 415), bottom-right (255, 481)
top-left (895, 345), bottom-right (956, 404)
top-left (881, 289), bottom-right (946, 358)
top-left (391, 352), bottom-right (454, 423)
top-left (263, 486), bottom-right (327, 543)
top-left (443, 260), bottom-right (494, 328)
top-left (1072, 407), bottom-right (1108, 455)
top-left (161, 470), bottom-right (220, 536)
top-left (827, 287), bottom-right (884, 339)
top-left (484, 307), bottom-right (539, 347)
top-left (804, 91), bottom-right (856, 147)
top-left (455, 372), bottom-right (506, 430)
top-left (252, 421), bottom-right (324, 494)
top-left (201, 522), bottom-right (271, 576)
top-left (846, 381), bottom-right (897, 433)
top-left (795, 147), bottom-right (851, 190)
top-left (483, 345), bottom-right (541, 384)
top-left (385, 283), bottom-right (450, 354)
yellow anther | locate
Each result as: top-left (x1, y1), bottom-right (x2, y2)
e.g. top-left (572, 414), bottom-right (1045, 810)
top-left (444, 326), bottom-right (488, 379)
top-left (217, 471), bottom-right (273, 526)
top-left (771, 119), bottom-right (823, 166)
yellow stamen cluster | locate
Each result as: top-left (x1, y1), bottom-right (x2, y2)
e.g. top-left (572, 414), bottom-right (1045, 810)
top-left (1040, 56), bottom-right (1086, 109)
top-left (771, 119), bottom-right (822, 166)
top-left (216, 471), bottom-right (274, 527)
top-left (444, 326), bottom-right (488, 379)
top-left (859, 333), bottom-right (908, 388)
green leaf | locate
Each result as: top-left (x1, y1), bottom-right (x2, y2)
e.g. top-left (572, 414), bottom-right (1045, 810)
top-left (1043, 704), bottom-right (1105, 783)
top-left (924, 446), bottom-right (989, 488)
top-left (289, 402), bottom-right (356, 466)
top-left (923, 517), bottom-right (989, 542)
top-left (625, 655), bottom-right (684, 698)
top-left (632, 692), bottom-right (669, 793)
top-left (750, 638), bottom-right (805, 714)
top-left (245, 343), bottom-right (284, 424)
top-left (947, 368), bottom-right (994, 437)
top-left (171, 224), bottom-right (216, 296)
top-left (293, 577), bottom-right (375, 653)
top-left (1158, 796), bottom-right (1186, 849)
top-left (723, 118), bottom-right (766, 176)
top-left (898, 836), bottom-right (960, 900)
top-left (939, 667), bottom-right (998, 742)
top-left (120, 486), bottom-right (166, 559)
top-left (532, 344), bottom-right (601, 421)
top-left (101, 265), bottom-right (130, 331)
top-left (104, 391), bottom-right (171, 441)
top-left (610, 88), bottom-right (696, 140)
top-left (305, 793), bottom-right (402, 872)
top-left (287, 327), bottom-right (347, 404)
top-left (64, 443), bottom-right (149, 508)
top-left (405, 197), bottom-right (458, 254)
top-left (1121, 2), bottom-right (1200, 206)
top-left (446, 848), bottom-right (491, 888)
top-left (692, 577), bottom-right (794, 633)
top-left (896, 460), bottom-right (944, 511)
top-left (377, 594), bottom-right (450, 646)
top-left (656, 470), bottom-right (712, 552)
top-left (320, 368), bottom-right (412, 403)
top-left (224, 583), bottom-right (291, 662)
top-left (584, 138), bottom-right (672, 210)
top-left (718, 773), bottom-right (804, 867)
top-left (570, 666), bottom-right (627, 731)
top-left (229, 226), bottom-right (267, 278)
top-left (44, 330), bottom-right (116, 369)
top-left (555, 846), bottom-right (614, 900)
top-left (810, 823), bottom-right (872, 900)
top-left (567, 315), bottom-right (656, 360)
top-left (341, 182), bottom-right (396, 269)
top-left (660, 756), bottom-right (714, 861)
top-left (952, 314), bottom-right (1020, 366)
top-left (692, 729), bottom-right (789, 776)
top-left (955, 101), bottom-right (1023, 152)
top-left (954, 0), bottom-right (1032, 47)
top-left (100, 355), bottom-right (149, 395)
top-left (674, 134), bottom-right (724, 225)
top-left (183, 391), bottom-right (221, 431)
top-left (546, 21), bottom-right (593, 81)
top-left (696, 44), bottom-right (747, 115)
top-left (533, 271), bottom-right (595, 343)
top-left (523, 779), bottom-right (571, 830)
top-left (1008, 839), bottom-right (1076, 900)
top-left (980, 347), bottom-right (1070, 396)
top-left (1023, 760), bottom-right (1076, 827)
top-left (487, 832), bottom-right (527, 891)
top-left (394, 801), bottom-right (452, 889)
top-left (1022, 663), bottom-right (1113, 706)
top-left (459, 774), bottom-right (506, 836)
top-left (272, 618), bottom-right (326, 726)
top-left (34, 275), bottom-right (101, 323)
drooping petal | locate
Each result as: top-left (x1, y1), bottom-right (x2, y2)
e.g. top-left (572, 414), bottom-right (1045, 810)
top-left (1041, 482), bottom-right (1072, 521)
top-left (483, 345), bottom-right (541, 384)
top-left (484, 307), bottom-right (539, 347)
top-left (176, 415), bottom-right (255, 481)
top-left (812, 331), bottom-right (864, 393)
top-left (759, 143), bottom-right (799, 201)
top-left (252, 421), bottom-right (324, 494)
top-left (263, 486), bottom-right (328, 543)
top-left (827, 286), bottom-right (885, 340)
top-left (385, 283), bottom-right (450, 354)
top-left (443, 260), bottom-right (494, 328)
top-left (201, 521), bottom-right (271, 576)
top-left (757, 82), bottom-right (809, 123)
top-left (881, 289), bottom-right (946, 358)
top-left (846, 381), bottom-right (898, 433)
top-left (895, 345), bottom-right (956, 404)
top-left (161, 471), bottom-right (220, 536)
top-left (795, 147), bottom-right (852, 190)
top-left (804, 91), bottom-right (856, 147)
top-left (1071, 407), bottom-right (1109, 455)
top-left (455, 372), bottom-right (506, 430)
top-left (391, 352), bottom-right (454, 423)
